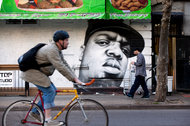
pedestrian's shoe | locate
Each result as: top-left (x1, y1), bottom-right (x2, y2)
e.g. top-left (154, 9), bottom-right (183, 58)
top-left (44, 119), bottom-right (64, 126)
top-left (29, 112), bottom-right (41, 122)
top-left (126, 93), bottom-right (134, 99)
top-left (123, 92), bottom-right (127, 96)
top-left (152, 92), bottom-right (156, 95)
top-left (141, 95), bottom-right (150, 98)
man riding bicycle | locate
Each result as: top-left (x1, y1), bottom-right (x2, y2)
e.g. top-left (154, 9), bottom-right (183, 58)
top-left (21, 30), bottom-right (84, 126)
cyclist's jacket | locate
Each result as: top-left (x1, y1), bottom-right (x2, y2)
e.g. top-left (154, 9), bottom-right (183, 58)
top-left (21, 42), bottom-right (77, 87)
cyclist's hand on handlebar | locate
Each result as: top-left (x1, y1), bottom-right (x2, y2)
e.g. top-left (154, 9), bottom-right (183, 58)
top-left (73, 78), bottom-right (95, 86)
top-left (73, 78), bottom-right (86, 86)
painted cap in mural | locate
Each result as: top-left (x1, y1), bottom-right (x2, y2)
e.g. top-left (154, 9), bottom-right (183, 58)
top-left (84, 20), bottom-right (144, 57)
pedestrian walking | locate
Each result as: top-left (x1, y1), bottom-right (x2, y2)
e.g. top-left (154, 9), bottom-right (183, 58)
top-left (126, 48), bottom-right (149, 98)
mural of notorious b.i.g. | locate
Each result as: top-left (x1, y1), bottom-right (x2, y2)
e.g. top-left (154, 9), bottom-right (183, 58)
top-left (79, 20), bottom-right (145, 88)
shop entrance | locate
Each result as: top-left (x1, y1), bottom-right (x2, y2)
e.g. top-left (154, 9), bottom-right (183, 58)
top-left (176, 37), bottom-right (190, 91)
top-left (152, 14), bottom-right (183, 92)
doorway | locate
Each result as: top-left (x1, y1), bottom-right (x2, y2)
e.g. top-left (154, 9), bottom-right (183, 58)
top-left (152, 13), bottom-right (183, 92)
top-left (176, 37), bottom-right (190, 91)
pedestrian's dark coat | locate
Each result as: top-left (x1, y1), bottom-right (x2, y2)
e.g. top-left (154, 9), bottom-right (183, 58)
top-left (134, 53), bottom-right (147, 77)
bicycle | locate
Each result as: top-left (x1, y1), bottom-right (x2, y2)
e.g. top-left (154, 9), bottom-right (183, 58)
top-left (145, 66), bottom-right (157, 95)
top-left (2, 79), bottom-right (109, 126)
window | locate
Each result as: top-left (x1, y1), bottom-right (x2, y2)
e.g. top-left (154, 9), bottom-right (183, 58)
top-left (6, 19), bottom-right (38, 24)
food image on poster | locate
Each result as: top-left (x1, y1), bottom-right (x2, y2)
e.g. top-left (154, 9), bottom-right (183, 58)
top-left (110, 0), bottom-right (148, 11)
top-left (15, 0), bottom-right (83, 12)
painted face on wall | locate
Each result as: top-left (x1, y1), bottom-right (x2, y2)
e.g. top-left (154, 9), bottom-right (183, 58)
top-left (79, 30), bottom-right (130, 87)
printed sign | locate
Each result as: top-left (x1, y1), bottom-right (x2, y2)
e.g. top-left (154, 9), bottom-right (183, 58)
top-left (0, 0), bottom-right (2, 9)
top-left (0, 0), bottom-right (105, 19)
top-left (0, 0), bottom-right (150, 19)
top-left (106, 0), bottom-right (151, 19)
top-left (0, 71), bottom-right (14, 87)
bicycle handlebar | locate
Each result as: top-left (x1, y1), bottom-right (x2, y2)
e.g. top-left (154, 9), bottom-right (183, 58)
top-left (72, 79), bottom-right (95, 93)
top-left (84, 79), bottom-right (95, 86)
top-left (73, 79), bottom-right (95, 87)
top-left (149, 65), bottom-right (157, 71)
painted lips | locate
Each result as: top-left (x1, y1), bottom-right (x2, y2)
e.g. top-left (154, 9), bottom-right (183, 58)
top-left (103, 59), bottom-right (121, 74)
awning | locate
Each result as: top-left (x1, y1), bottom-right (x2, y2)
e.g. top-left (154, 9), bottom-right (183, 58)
top-left (0, 0), bottom-right (151, 19)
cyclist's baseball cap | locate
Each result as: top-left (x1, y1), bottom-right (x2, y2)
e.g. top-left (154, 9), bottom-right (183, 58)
top-left (84, 20), bottom-right (144, 57)
top-left (53, 30), bottom-right (69, 42)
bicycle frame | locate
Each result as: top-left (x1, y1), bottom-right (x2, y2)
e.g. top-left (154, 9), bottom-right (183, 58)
top-left (53, 88), bottom-right (79, 120)
top-left (23, 88), bottom-right (80, 125)
top-left (21, 79), bottom-right (96, 125)
top-left (150, 66), bottom-right (157, 92)
top-left (22, 90), bottom-right (44, 125)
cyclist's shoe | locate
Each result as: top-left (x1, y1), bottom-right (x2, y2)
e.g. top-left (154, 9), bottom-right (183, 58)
top-left (44, 119), bottom-right (64, 126)
top-left (29, 112), bottom-right (41, 122)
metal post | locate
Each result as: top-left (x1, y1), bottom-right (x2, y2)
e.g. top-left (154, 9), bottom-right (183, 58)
top-left (25, 81), bottom-right (29, 96)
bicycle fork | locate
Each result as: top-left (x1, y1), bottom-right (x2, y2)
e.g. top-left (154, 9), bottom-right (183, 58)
top-left (77, 99), bottom-right (88, 122)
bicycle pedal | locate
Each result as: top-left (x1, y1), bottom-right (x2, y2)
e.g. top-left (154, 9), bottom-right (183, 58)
top-left (61, 121), bottom-right (66, 125)
top-left (58, 121), bottom-right (65, 126)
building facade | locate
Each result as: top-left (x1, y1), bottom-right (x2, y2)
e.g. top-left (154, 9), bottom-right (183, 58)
top-left (0, 19), bottom-right (152, 95)
top-left (0, 0), bottom-right (189, 95)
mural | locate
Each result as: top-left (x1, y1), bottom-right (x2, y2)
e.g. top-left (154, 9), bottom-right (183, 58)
top-left (79, 20), bottom-right (144, 88)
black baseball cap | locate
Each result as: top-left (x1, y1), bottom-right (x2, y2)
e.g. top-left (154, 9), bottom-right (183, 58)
top-left (53, 30), bottom-right (69, 42)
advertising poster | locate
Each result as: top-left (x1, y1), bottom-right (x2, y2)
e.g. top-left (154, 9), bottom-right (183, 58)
top-left (0, 0), bottom-right (2, 10)
top-left (0, 0), bottom-right (105, 19)
top-left (0, 0), bottom-right (151, 19)
top-left (106, 0), bottom-right (151, 19)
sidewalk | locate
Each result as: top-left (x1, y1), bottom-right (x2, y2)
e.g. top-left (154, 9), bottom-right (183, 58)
top-left (0, 92), bottom-right (190, 111)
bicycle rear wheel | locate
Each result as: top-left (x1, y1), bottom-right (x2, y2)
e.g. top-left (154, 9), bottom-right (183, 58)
top-left (146, 77), bottom-right (157, 94)
top-left (2, 100), bottom-right (45, 126)
top-left (65, 99), bottom-right (109, 126)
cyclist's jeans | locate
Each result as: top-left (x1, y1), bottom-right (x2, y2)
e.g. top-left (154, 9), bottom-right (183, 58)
top-left (32, 83), bottom-right (57, 114)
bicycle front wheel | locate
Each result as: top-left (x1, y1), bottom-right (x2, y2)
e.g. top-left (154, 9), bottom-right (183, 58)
top-left (2, 100), bottom-right (45, 126)
top-left (65, 99), bottom-right (109, 126)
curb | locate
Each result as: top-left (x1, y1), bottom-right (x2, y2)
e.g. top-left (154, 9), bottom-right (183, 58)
top-left (104, 105), bottom-right (190, 110)
top-left (1, 105), bottom-right (190, 112)
top-left (47, 105), bottom-right (190, 110)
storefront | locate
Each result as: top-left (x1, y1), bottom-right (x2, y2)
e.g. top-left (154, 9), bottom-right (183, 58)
top-left (0, 0), bottom-right (152, 95)
top-left (152, 1), bottom-right (190, 92)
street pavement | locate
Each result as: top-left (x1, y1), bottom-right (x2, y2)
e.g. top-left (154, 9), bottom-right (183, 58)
top-left (0, 91), bottom-right (190, 111)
